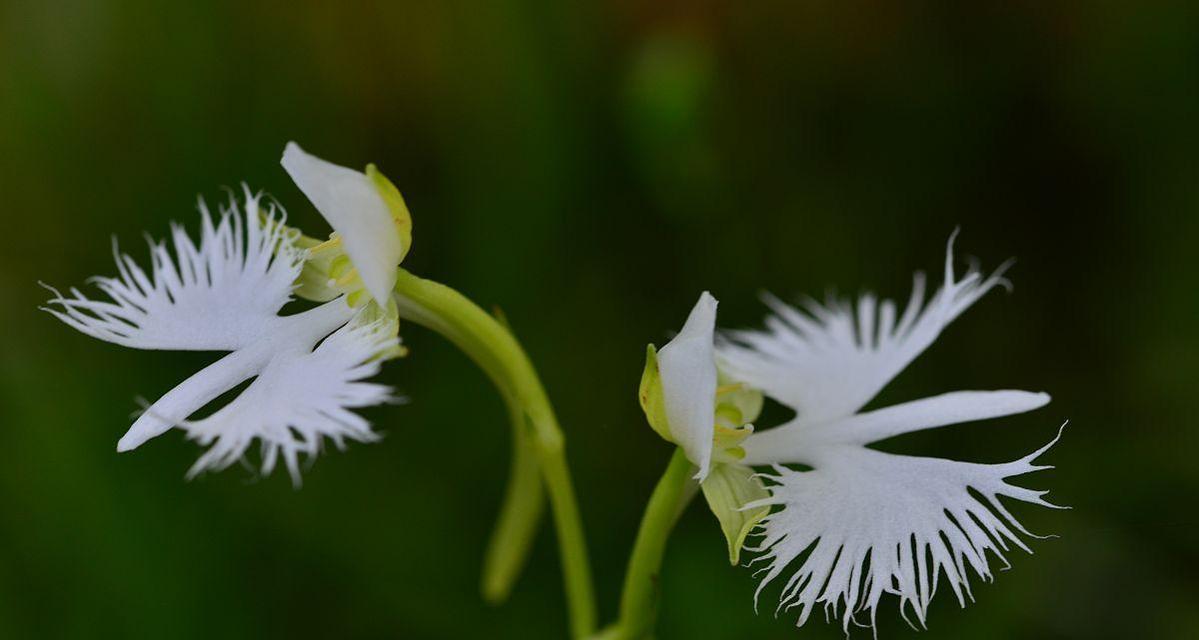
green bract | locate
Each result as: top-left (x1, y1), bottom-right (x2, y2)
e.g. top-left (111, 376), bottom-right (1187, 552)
top-left (700, 462), bottom-right (770, 565)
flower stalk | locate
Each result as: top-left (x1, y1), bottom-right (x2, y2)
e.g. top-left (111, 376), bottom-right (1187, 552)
top-left (391, 267), bottom-right (597, 639)
top-left (612, 448), bottom-right (697, 640)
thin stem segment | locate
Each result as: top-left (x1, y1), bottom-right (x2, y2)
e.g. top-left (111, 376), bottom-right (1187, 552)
top-left (613, 448), bottom-right (698, 640)
top-left (481, 397), bottom-right (545, 604)
top-left (391, 268), bottom-right (597, 639)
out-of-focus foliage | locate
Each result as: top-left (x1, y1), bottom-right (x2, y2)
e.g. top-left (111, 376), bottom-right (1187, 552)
top-left (1, 1), bottom-right (1196, 638)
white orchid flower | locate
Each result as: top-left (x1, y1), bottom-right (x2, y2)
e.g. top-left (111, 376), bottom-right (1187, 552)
top-left (711, 233), bottom-right (1065, 633)
top-left (43, 145), bottom-right (413, 484)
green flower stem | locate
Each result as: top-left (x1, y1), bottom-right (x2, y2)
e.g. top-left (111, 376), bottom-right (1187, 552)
top-left (612, 448), bottom-right (697, 640)
top-left (391, 267), bottom-right (597, 639)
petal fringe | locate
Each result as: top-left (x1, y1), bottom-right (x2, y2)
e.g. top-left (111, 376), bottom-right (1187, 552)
top-left (747, 429), bottom-right (1065, 634)
top-left (43, 188), bottom-right (302, 351)
top-left (718, 232), bottom-right (1011, 425)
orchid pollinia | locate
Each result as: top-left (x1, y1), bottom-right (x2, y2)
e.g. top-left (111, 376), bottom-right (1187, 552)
top-left (43, 143), bottom-right (1063, 639)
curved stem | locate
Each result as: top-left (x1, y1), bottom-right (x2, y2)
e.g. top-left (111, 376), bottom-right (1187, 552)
top-left (391, 268), bottom-right (597, 639)
top-left (481, 396), bottom-right (545, 603)
top-left (613, 448), bottom-right (697, 640)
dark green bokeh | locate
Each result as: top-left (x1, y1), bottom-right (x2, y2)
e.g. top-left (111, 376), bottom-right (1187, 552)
top-left (2, 1), bottom-right (1196, 638)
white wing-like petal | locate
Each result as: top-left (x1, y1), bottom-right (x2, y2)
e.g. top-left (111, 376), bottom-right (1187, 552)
top-left (117, 346), bottom-right (270, 452)
top-left (281, 141), bottom-right (402, 305)
top-left (747, 431), bottom-right (1064, 633)
top-left (117, 299), bottom-right (396, 485)
top-left (718, 233), bottom-right (1010, 424)
top-left (658, 292), bottom-right (719, 480)
top-left (43, 190), bottom-right (302, 351)
top-left (742, 390), bottom-right (1050, 465)
top-left (184, 309), bottom-right (400, 485)
top-left (116, 300), bottom-right (355, 452)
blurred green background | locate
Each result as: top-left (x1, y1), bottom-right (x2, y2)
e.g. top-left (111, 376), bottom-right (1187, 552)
top-left (2, 1), bottom-right (1197, 638)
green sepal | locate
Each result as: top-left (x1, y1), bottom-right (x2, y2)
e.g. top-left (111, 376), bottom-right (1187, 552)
top-left (366, 163), bottom-right (413, 263)
top-left (700, 462), bottom-right (770, 565)
top-left (638, 344), bottom-right (673, 443)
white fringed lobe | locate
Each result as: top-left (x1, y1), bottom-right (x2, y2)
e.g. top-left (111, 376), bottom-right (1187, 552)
top-left (44, 189), bottom-right (303, 351)
top-left (44, 189), bottom-right (399, 484)
top-left (745, 429), bottom-right (1064, 633)
top-left (719, 231), bottom-right (1012, 425)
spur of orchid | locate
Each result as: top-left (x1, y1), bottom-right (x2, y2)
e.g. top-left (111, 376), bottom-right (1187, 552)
top-left (42, 143), bottom-right (1064, 639)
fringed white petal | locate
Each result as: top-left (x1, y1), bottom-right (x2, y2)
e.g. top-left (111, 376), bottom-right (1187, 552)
top-left (117, 300), bottom-right (356, 452)
top-left (658, 292), bottom-right (719, 480)
top-left (281, 142), bottom-right (402, 305)
top-left (747, 430), bottom-right (1065, 633)
top-left (718, 232), bottom-right (1011, 424)
top-left (43, 189), bottom-right (302, 351)
top-left (742, 390), bottom-right (1050, 466)
top-left (183, 307), bottom-right (400, 486)
top-left (122, 300), bottom-right (397, 485)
